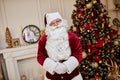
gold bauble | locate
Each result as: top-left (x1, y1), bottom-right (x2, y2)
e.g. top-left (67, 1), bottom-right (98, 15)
top-left (80, 27), bottom-right (82, 32)
top-left (108, 24), bottom-right (111, 27)
top-left (92, 62), bottom-right (99, 68)
top-left (99, 60), bottom-right (102, 64)
top-left (86, 2), bottom-right (93, 9)
top-left (89, 78), bottom-right (96, 80)
top-left (82, 51), bottom-right (87, 59)
top-left (111, 49), bottom-right (115, 53)
top-left (88, 49), bottom-right (91, 52)
top-left (94, 62), bottom-right (99, 68)
top-left (72, 26), bottom-right (77, 32)
top-left (114, 40), bottom-right (119, 45)
top-left (93, 0), bottom-right (97, 4)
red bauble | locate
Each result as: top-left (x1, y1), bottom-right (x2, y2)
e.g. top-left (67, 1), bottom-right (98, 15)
top-left (96, 39), bottom-right (104, 48)
top-left (118, 63), bottom-right (120, 68)
top-left (83, 67), bottom-right (87, 71)
top-left (85, 24), bottom-right (90, 30)
top-left (80, 15), bottom-right (83, 19)
top-left (94, 55), bottom-right (101, 62)
top-left (99, 50), bottom-right (102, 53)
top-left (79, 8), bottom-right (83, 12)
top-left (107, 39), bottom-right (112, 43)
top-left (95, 72), bottom-right (100, 77)
top-left (109, 29), bottom-right (118, 37)
top-left (89, 22), bottom-right (94, 29)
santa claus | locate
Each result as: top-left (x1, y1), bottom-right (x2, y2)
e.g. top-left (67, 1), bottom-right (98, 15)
top-left (37, 12), bottom-right (83, 80)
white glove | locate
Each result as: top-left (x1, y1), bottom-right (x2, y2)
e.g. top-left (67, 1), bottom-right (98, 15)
top-left (54, 62), bottom-right (68, 74)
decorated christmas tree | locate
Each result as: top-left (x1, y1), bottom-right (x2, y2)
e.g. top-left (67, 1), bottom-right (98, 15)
top-left (71, 0), bottom-right (120, 79)
top-left (6, 27), bottom-right (12, 48)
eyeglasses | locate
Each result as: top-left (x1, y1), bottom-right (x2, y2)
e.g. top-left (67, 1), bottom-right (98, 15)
top-left (49, 18), bottom-right (62, 26)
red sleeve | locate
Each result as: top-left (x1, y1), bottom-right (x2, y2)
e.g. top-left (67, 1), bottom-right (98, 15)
top-left (68, 32), bottom-right (82, 63)
top-left (37, 35), bottom-right (48, 65)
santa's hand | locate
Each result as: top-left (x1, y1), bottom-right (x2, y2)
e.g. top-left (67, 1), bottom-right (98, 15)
top-left (54, 62), bottom-right (68, 74)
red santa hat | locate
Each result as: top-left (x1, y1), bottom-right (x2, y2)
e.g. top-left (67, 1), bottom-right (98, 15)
top-left (46, 12), bottom-right (62, 25)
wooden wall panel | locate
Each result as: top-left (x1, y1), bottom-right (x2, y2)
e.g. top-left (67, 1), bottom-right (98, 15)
top-left (0, 0), bottom-right (119, 49)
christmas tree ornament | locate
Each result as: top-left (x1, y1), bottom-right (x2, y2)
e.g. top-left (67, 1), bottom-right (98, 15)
top-left (72, 25), bottom-right (77, 32)
top-left (96, 39), bottom-right (104, 48)
top-left (111, 49), bottom-right (115, 53)
top-left (118, 63), bottom-right (120, 68)
top-left (6, 27), bottom-right (12, 48)
top-left (92, 62), bottom-right (99, 68)
top-left (102, 23), bottom-right (104, 28)
top-left (114, 40), bottom-right (119, 45)
top-left (86, 2), bottom-right (93, 9)
top-left (95, 72), bottom-right (100, 77)
top-left (95, 77), bottom-right (101, 80)
top-left (93, 0), bottom-right (97, 4)
top-left (108, 24), bottom-right (111, 27)
top-left (71, 0), bottom-right (119, 79)
top-left (94, 55), bottom-right (101, 62)
top-left (82, 51), bottom-right (87, 59)
top-left (94, 62), bottom-right (99, 68)
top-left (99, 60), bottom-right (102, 64)
top-left (88, 48), bottom-right (91, 53)
top-left (80, 27), bottom-right (83, 32)
top-left (107, 39), bottom-right (112, 43)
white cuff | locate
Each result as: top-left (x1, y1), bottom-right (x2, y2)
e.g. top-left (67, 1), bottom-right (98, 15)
top-left (43, 58), bottom-right (57, 75)
top-left (63, 56), bottom-right (79, 74)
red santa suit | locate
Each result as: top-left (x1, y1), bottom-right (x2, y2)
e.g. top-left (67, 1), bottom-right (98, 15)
top-left (37, 12), bottom-right (83, 80)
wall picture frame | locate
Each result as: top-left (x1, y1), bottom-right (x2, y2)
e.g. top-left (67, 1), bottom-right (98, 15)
top-left (12, 38), bottom-right (21, 48)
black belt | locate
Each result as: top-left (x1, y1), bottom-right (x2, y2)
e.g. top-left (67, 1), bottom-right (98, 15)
top-left (59, 60), bottom-right (66, 63)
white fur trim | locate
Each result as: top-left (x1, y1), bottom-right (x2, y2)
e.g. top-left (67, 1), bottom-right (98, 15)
top-left (44, 72), bottom-right (83, 80)
top-left (44, 76), bottom-right (50, 80)
top-left (63, 56), bottom-right (79, 74)
top-left (72, 73), bottom-right (83, 80)
top-left (43, 58), bottom-right (57, 75)
top-left (46, 12), bottom-right (62, 25)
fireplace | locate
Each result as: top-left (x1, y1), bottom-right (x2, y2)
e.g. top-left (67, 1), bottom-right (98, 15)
top-left (1, 44), bottom-right (45, 80)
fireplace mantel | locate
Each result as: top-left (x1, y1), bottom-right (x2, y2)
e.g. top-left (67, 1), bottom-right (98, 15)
top-left (1, 44), bottom-right (43, 80)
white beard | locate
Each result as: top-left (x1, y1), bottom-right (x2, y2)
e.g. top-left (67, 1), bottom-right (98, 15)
top-left (45, 20), bottom-right (71, 61)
